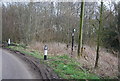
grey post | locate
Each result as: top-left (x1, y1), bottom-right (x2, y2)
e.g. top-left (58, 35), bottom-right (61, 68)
top-left (71, 28), bottom-right (76, 56)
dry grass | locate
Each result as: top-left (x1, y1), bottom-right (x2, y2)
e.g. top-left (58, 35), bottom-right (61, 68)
top-left (28, 42), bottom-right (118, 78)
top-left (28, 42), bottom-right (72, 56)
top-left (77, 45), bottom-right (118, 78)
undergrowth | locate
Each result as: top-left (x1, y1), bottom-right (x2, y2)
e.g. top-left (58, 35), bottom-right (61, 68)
top-left (7, 44), bottom-right (100, 79)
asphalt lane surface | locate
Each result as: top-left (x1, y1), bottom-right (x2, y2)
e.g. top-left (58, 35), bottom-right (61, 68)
top-left (0, 48), bottom-right (2, 80)
top-left (1, 48), bottom-right (36, 79)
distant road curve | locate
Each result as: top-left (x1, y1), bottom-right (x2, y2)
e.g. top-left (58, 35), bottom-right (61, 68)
top-left (1, 48), bottom-right (37, 79)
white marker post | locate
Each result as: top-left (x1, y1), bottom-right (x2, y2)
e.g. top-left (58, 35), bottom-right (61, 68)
top-left (8, 38), bottom-right (11, 46)
top-left (44, 45), bottom-right (48, 60)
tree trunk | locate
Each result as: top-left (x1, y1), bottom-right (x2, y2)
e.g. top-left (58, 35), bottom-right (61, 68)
top-left (95, 1), bottom-right (103, 68)
top-left (78, 0), bottom-right (85, 56)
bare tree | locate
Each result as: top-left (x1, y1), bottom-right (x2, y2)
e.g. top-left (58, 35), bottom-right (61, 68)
top-left (95, 0), bottom-right (103, 68)
top-left (77, 1), bottom-right (85, 56)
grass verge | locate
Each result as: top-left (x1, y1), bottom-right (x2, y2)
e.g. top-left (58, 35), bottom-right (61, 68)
top-left (7, 44), bottom-right (100, 79)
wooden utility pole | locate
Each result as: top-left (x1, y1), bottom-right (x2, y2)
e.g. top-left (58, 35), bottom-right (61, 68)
top-left (78, 0), bottom-right (85, 56)
top-left (95, 0), bottom-right (103, 68)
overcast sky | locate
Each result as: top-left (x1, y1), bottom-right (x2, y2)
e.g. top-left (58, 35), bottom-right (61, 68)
top-left (0, 0), bottom-right (120, 2)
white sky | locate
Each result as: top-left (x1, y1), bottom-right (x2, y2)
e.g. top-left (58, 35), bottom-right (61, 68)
top-left (0, 0), bottom-right (120, 2)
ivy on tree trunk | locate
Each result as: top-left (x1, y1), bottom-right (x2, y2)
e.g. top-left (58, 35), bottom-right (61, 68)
top-left (95, 0), bottom-right (103, 68)
top-left (78, 0), bottom-right (85, 57)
